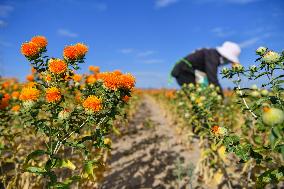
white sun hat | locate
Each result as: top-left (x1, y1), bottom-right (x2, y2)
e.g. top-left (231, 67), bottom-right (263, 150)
top-left (216, 41), bottom-right (241, 64)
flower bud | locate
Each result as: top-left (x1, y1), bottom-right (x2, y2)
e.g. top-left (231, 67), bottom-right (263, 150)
top-left (178, 102), bottom-right (184, 106)
top-left (251, 91), bottom-right (260, 98)
top-left (209, 84), bottom-right (215, 89)
top-left (218, 127), bottom-right (228, 135)
top-left (104, 138), bottom-right (112, 146)
top-left (23, 100), bottom-right (35, 110)
top-left (221, 67), bottom-right (229, 75)
top-left (256, 46), bottom-right (267, 56)
top-left (217, 95), bottom-right (222, 101)
top-left (262, 51), bottom-right (281, 64)
top-left (184, 113), bottom-right (190, 118)
top-left (262, 106), bottom-right (284, 126)
top-left (232, 64), bottom-right (244, 72)
top-left (189, 83), bottom-right (194, 88)
top-left (260, 89), bottom-right (269, 96)
top-left (251, 84), bottom-right (258, 90)
top-left (249, 65), bottom-right (257, 72)
top-left (58, 109), bottom-right (71, 121)
top-left (190, 96), bottom-right (196, 102)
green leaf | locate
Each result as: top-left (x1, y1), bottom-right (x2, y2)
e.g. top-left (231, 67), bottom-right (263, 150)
top-left (24, 150), bottom-right (47, 167)
top-left (256, 166), bottom-right (284, 189)
top-left (25, 166), bottom-right (46, 175)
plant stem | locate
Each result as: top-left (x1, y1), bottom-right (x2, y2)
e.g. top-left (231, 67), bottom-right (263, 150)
top-left (236, 74), bottom-right (258, 119)
top-left (53, 120), bottom-right (88, 155)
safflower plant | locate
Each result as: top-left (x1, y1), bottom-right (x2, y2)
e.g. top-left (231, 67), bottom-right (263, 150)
top-left (13, 36), bottom-right (136, 188)
top-left (221, 47), bottom-right (284, 188)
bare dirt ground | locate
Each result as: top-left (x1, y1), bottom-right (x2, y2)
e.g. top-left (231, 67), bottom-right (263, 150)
top-left (102, 95), bottom-right (201, 189)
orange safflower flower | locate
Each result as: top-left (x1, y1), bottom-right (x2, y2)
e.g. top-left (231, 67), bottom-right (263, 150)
top-left (63, 45), bottom-right (78, 60)
top-left (26, 74), bottom-right (34, 82)
top-left (13, 84), bottom-right (19, 90)
top-left (30, 36), bottom-right (48, 49)
top-left (46, 87), bottom-right (61, 103)
top-left (11, 91), bottom-right (20, 99)
top-left (89, 66), bottom-right (100, 73)
top-left (48, 59), bottom-right (67, 74)
top-left (63, 43), bottom-right (88, 61)
top-left (31, 67), bottom-right (37, 74)
top-left (25, 82), bottom-right (37, 88)
top-left (11, 105), bottom-right (20, 112)
top-left (44, 74), bottom-right (52, 82)
top-left (83, 95), bottom-right (102, 112)
top-left (19, 87), bottom-right (40, 101)
top-left (86, 75), bottom-right (96, 84)
top-left (211, 125), bottom-right (220, 134)
top-left (2, 81), bottom-right (10, 89)
top-left (113, 70), bottom-right (122, 75)
top-left (75, 43), bottom-right (88, 57)
top-left (97, 72), bottom-right (120, 90)
top-left (120, 74), bottom-right (135, 90)
top-left (0, 94), bottom-right (10, 109)
top-left (122, 95), bottom-right (130, 102)
top-left (21, 42), bottom-right (40, 57)
top-left (73, 74), bottom-right (82, 82)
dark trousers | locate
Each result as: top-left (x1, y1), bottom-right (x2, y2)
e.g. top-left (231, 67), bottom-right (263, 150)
top-left (175, 71), bottom-right (195, 86)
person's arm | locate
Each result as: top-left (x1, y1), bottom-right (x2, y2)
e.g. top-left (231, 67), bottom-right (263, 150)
top-left (205, 55), bottom-right (222, 89)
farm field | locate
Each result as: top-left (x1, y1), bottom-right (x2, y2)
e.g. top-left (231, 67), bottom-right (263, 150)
top-left (0, 36), bottom-right (284, 189)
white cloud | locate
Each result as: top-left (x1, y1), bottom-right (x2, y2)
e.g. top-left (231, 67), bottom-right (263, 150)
top-left (239, 33), bottom-right (272, 48)
top-left (239, 37), bottom-right (260, 48)
top-left (211, 27), bottom-right (235, 37)
top-left (0, 5), bottom-right (13, 17)
top-left (0, 39), bottom-right (12, 47)
top-left (137, 50), bottom-right (156, 57)
top-left (142, 59), bottom-right (164, 64)
top-left (0, 20), bottom-right (7, 27)
top-left (224, 0), bottom-right (262, 4)
top-left (197, 0), bottom-right (262, 4)
top-left (155, 0), bottom-right (179, 8)
top-left (93, 3), bottom-right (107, 11)
top-left (57, 29), bottom-right (78, 38)
top-left (119, 48), bottom-right (134, 54)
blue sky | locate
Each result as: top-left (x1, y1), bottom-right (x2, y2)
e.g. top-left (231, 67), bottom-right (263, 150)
top-left (0, 0), bottom-right (283, 88)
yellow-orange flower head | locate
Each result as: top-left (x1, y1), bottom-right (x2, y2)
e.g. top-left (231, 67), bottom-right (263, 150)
top-left (63, 45), bottom-right (78, 61)
top-left (26, 74), bottom-right (34, 82)
top-left (86, 75), bottom-right (96, 84)
top-left (75, 43), bottom-right (88, 57)
top-left (114, 70), bottom-right (122, 75)
top-left (11, 105), bottom-right (20, 112)
top-left (83, 95), bottom-right (102, 113)
top-left (0, 94), bottom-right (10, 109)
top-left (120, 74), bottom-right (135, 90)
top-left (19, 87), bottom-right (40, 101)
top-left (21, 42), bottom-right (40, 57)
top-left (73, 74), bottom-right (82, 82)
top-left (48, 59), bottom-right (67, 74)
top-left (63, 43), bottom-right (88, 61)
top-left (46, 87), bottom-right (61, 103)
top-left (89, 66), bottom-right (100, 73)
top-left (11, 91), bottom-right (20, 99)
top-left (30, 36), bottom-right (48, 49)
top-left (97, 72), bottom-right (120, 90)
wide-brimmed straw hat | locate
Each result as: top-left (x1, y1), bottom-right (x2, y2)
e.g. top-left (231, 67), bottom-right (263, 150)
top-left (216, 41), bottom-right (241, 64)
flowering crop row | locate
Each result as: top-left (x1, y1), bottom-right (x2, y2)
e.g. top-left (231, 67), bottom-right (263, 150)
top-left (0, 36), bottom-right (135, 188)
top-left (149, 47), bottom-right (284, 188)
